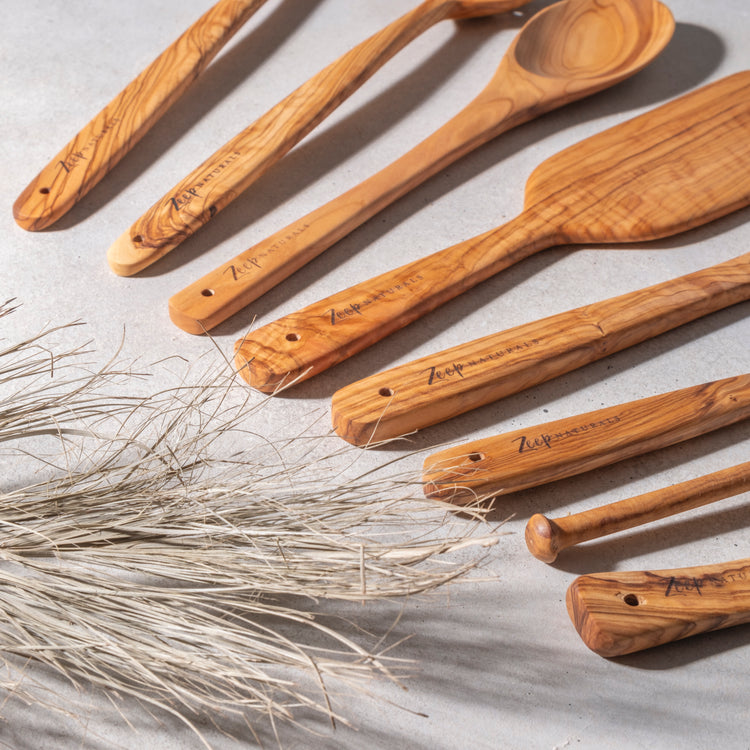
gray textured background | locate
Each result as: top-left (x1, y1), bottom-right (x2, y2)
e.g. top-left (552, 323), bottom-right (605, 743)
top-left (2, 1), bottom-right (749, 747)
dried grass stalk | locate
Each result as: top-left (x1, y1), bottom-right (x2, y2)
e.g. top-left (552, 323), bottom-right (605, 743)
top-left (0, 300), bottom-right (500, 744)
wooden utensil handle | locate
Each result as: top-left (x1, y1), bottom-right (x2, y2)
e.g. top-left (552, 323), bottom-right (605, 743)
top-left (332, 252), bottom-right (750, 448)
top-left (526, 461), bottom-right (750, 563)
top-left (106, 0), bottom-right (502, 276)
top-left (233, 212), bottom-right (554, 391)
top-left (423, 374), bottom-right (750, 502)
top-left (567, 558), bottom-right (750, 657)
top-left (168, 62), bottom-right (538, 334)
top-left (13, 0), bottom-right (267, 232)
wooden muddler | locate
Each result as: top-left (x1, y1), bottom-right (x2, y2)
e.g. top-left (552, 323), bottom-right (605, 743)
top-left (568, 557), bottom-right (750, 657)
top-left (526, 461), bottom-right (750, 563)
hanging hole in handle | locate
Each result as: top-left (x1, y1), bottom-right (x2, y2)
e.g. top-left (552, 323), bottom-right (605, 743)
top-left (468, 452), bottom-right (485, 462)
top-left (379, 387), bottom-right (394, 398)
top-left (201, 289), bottom-right (215, 297)
top-left (285, 332), bottom-right (300, 342)
top-left (623, 594), bottom-right (640, 607)
top-left (39, 187), bottom-right (50, 195)
top-left (132, 234), bottom-right (143, 244)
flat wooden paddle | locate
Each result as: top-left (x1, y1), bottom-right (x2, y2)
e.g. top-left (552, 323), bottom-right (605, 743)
top-left (234, 72), bottom-right (750, 395)
top-left (526, 461), bottom-right (750, 563)
top-left (13, 0), bottom-right (271, 231)
top-left (420, 374), bottom-right (750, 503)
top-left (332, 251), bottom-right (750, 446)
top-left (567, 557), bottom-right (750, 657)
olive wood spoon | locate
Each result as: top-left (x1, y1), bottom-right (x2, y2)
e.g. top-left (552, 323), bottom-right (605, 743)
top-left (567, 557), bottom-right (750, 657)
top-left (13, 0), bottom-right (271, 232)
top-left (169, 0), bottom-right (675, 334)
top-left (107, 0), bottom-right (531, 276)
top-left (527, 461), bottom-right (750, 563)
top-left (421, 375), bottom-right (750, 503)
top-left (234, 69), bottom-right (749, 398)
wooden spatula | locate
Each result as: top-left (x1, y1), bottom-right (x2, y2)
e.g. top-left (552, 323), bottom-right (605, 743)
top-left (331, 252), bottom-right (750, 446)
top-left (420, 374), bottom-right (750, 503)
top-left (567, 557), bottom-right (750, 657)
top-left (234, 72), bottom-right (750, 394)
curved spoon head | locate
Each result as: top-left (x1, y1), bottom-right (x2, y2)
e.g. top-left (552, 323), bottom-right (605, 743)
top-left (509, 0), bottom-right (674, 91)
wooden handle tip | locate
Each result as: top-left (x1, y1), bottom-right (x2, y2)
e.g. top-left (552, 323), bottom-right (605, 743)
top-left (168, 297), bottom-right (207, 335)
top-left (107, 230), bottom-right (151, 276)
top-left (233, 340), bottom-right (286, 394)
top-left (525, 513), bottom-right (562, 563)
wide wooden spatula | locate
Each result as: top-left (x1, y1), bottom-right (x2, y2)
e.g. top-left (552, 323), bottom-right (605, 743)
top-left (568, 558), bottom-right (750, 657)
top-left (235, 72), bottom-right (750, 393)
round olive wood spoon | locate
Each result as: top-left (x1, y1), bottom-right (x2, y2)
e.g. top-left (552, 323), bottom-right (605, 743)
top-left (526, 461), bottom-right (750, 563)
top-left (169, 0), bottom-right (675, 334)
top-left (567, 557), bottom-right (750, 657)
top-left (421, 375), bottom-right (750, 503)
top-left (13, 0), bottom-right (271, 232)
top-left (233, 70), bottom-right (750, 399)
top-left (106, 0), bottom-right (532, 276)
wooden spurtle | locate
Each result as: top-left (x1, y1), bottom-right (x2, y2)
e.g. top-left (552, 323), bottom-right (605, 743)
top-left (420, 375), bottom-right (750, 503)
top-left (169, 0), bottom-right (674, 334)
top-left (233, 71), bottom-right (750, 396)
top-left (106, 0), bottom-right (532, 276)
top-left (331, 245), bottom-right (750, 447)
top-left (567, 557), bottom-right (750, 657)
top-left (526, 462), bottom-right (750, 563)
top-left (13, 0), bottom-right (271, 232)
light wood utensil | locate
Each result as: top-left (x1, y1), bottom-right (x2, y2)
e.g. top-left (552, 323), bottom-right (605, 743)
top-left (421, 375), bottom-right (750, 503)
top-left (13, 0), bottom-right (271, 232)
top-left (169, 0), bottom-right (675, 334)
top-left (332, 247), bottom-right (750, 447)
top-left (233, 71), bottom-right (750, 400)
top-left (106, 0), bottom-right (532, 276)
top-left (526, 462), bottom-right (750, 563)
top-left (567, 557), bottom-right (750, 657)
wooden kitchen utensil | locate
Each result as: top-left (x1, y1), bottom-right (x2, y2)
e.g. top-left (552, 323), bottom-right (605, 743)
top-left (421, 375), bottom-right (750, 503)
top-left (233, 71), bottom-right (750, 399)
top-left (332, 248), bottom-right (750, 447)
top-left (169, 0), bottom-right (674, 334)
top-left (567, 557), bottom-right (750, 657)
top-left (526, 461), bottom-right (750, 563)
top-left (13, 0), bottom-right (271, 231)
top-left (106, 0), bottom-right (532, 276)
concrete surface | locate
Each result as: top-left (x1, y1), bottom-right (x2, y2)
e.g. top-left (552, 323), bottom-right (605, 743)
top-left (2, 1), bottom-right (749, 747)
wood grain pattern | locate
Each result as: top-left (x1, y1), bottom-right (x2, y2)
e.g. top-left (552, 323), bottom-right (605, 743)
top-left (106, 0), bottom-right (531, 276)
top-left (567, 558), bottom-right (750, 657)
top-left (330, 254), bottom-right (750, 449)
top-left (234, 71), bottom-right (750, 396)
top-left (169, 0), bottom-right (674, 334)
top-left (13, 0), bottom-right (269, 232)
top-left (420, 374), bottom-right (750, 501)
top-left (526, 461), bottom-right (750, 563)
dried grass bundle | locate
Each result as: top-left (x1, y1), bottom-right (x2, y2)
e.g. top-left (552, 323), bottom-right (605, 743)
top-left (0, 300), bottom-right (499, 745)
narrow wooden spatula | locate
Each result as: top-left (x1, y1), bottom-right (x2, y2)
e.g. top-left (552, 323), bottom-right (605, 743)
top-left (421, 374), bottom-right (750, 503)
top-left (235, 72), bottom-right (750, 394)
top-left (567, 558), bottom-right (750, 657)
